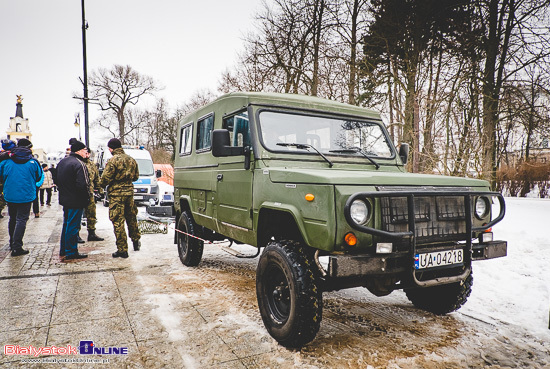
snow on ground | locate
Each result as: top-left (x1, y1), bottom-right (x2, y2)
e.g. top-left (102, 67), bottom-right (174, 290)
top-left (460, 197), bottom-right (550, 339)
top-left (338, 197), bottom-right (550, 342)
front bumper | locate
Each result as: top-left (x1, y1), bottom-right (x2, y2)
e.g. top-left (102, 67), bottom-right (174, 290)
top-left (339, 190), bottom-right (507, 288)
top-left (327, 240), bottom-right (507, 278)
top-left (134, 193), bottom-right (157, 204)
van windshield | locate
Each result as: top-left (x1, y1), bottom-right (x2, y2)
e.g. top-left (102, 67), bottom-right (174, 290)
top-left (135, 159), bottom-right (154, 176)
top-left (258, 111), bottom-right (394, 158)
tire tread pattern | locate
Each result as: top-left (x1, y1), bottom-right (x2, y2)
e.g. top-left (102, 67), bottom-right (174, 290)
top-left (257, 240), bottom-right (323, 347)
top-left (405, 272), bottom-right (473, 315)
top-left (177, 211), bottom-right (204, 266)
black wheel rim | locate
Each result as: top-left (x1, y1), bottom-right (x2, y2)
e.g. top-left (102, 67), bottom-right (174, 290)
top-left (265, 264), bottom-right (291, 323)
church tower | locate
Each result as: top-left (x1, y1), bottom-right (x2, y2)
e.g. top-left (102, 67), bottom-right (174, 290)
top-left (6, 95), bottom-right (32, 142)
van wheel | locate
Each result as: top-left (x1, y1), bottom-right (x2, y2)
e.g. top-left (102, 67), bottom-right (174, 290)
top-left (177, 211), bottom-right (203, 266)
top-left (405, 272), bottom-right (473, 315)
top-left (256, 241), bottom-right (322, 348)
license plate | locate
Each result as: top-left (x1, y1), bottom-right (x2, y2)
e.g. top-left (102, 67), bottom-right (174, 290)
top-left (134, 195), bottom-right (143, 200)
top-left (415, 249), bottom-right (463, 270)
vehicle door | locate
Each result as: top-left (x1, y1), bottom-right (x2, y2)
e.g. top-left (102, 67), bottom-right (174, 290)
top-left (215, 112), bottom-right (253, 230)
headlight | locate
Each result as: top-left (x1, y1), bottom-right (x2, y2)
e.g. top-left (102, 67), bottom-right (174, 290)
top-left (475, 197), bottom-right (489, 219)
top-left (350, 199), bottom-right (369, 224)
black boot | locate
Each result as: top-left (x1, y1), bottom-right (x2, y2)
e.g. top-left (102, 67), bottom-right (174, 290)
top-left (87, 230), bottom-right (104, 241)
top-left (112, 251), bottom-right (129, 258)
top-left (11, 248), bottom-right (30, 256)
top-left (77, 235), bottom-right (85, 244)
top-left (133, 240), bottom-right (141, 251)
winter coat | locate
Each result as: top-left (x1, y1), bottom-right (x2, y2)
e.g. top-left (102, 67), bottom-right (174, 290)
top-left (40, 170), bottom-right (54, 189)
top-left (99, 148), bottom-right (139, 197)
top-left (56, 153), bottom-right (90, 208)
top-left (49, 166), bottom-right (57, 184)
top-left (0, 148), bottom-right (43, 203)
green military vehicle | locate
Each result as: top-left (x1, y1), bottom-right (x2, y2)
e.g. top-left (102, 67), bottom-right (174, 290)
top-left (173, 92), bottom-right (507, 347)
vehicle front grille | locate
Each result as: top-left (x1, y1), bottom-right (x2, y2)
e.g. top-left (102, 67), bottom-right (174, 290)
top-left (379, 191), bottom-right (468, 250)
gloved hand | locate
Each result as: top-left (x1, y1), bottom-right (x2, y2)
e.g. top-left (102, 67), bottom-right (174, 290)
top-left (93, 191), bottom-right (102, 202)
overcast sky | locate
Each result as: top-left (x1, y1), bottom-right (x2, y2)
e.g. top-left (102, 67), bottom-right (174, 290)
top-left (0, 0), bottom-right (260, 153)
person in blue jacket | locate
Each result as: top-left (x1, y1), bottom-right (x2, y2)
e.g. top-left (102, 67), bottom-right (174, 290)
top-left (0, 138), bottom-right (43, 256)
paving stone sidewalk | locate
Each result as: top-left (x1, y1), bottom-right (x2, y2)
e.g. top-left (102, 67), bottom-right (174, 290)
top-left (0, 195), bottom-right (297, 368)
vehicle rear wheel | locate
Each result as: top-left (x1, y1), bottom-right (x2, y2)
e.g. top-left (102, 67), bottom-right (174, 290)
top-left (405, 271), bottom-right (473, 315)
top-left (256, 240), bottom-right (322, 348)
top-left (177, 211), bottom-right (203, 266)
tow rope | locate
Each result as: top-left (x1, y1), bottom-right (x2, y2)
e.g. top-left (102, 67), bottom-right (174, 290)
top-left (140, 216), bottom-right (261, 258)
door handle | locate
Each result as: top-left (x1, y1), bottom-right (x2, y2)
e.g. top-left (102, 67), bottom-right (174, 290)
top-left (217, 174), bottom-right (223, 181)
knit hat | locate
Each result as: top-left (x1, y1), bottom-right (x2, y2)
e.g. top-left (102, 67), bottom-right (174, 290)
top-left (71, 140), bottom-right (86, 152)
top-left (1, 139), bottom-right (16, 151)
top-left (17, 138), bottom-right (33, 148)
top-left (108, 138), bottom-right (122, 149)
top-left (69, 137), bottom-right (78, 145)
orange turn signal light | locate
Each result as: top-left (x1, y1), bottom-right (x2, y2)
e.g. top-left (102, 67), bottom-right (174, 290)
top-left (305, 193), bottom-right (315, 202)
top-left (344, 232), bottom-right (357, 246)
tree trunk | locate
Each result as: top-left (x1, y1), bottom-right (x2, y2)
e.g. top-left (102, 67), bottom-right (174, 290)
top-left (348, 0), bottom-right (360, 105)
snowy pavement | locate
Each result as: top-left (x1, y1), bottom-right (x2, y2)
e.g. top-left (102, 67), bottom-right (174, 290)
top-left (0, 196), bottom-right (548, 368)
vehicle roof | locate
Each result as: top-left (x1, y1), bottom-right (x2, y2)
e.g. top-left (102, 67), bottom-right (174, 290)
top-left (183, 92), bottom-right (382, 121)
top-left (123, 148), bottom-right (152, 159)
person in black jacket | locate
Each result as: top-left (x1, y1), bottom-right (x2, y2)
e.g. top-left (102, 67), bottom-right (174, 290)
top-left (49, 164), bottom-right (57, 192)
top-left (56, 140), bottom-right (90, 260)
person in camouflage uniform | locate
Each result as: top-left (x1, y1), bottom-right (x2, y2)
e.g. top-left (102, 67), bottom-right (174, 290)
top-left (84, 148), bottom-right (104, 241)
top-left (99, 138), bottom-right (141, 258)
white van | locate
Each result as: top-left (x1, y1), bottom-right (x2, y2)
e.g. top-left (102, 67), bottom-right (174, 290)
top-left (97, 145), bottom-right (161, 206)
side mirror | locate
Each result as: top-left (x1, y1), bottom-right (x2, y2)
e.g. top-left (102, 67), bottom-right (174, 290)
top-left (156, 169), bottom-right (162, 178)
top-left (212, 129), bottom-right (244, 157)
top-left (398, 143), bottom-right (409, 165)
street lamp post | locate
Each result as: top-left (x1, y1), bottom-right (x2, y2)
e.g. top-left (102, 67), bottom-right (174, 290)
top-left (81, 0), bottom-right (90, 147)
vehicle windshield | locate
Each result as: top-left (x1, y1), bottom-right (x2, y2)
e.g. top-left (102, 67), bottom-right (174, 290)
top-left (258, 111), bottom-right (394, 158)
top-left (135, 159), bottom-right (154, 176)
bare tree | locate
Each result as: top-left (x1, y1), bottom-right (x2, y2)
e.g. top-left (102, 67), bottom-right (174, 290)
top-left (328, 0), bottom-right (370, 104)
top-left (86, 65), bottom-right (160, 144)
top-left (476, 0), bottom-right (550, 185)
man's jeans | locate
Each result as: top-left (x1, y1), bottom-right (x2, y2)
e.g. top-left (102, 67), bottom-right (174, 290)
top-left (7, 202), bottom-right (32, 251)
top-left (60, 208), bottom-right (84, 257)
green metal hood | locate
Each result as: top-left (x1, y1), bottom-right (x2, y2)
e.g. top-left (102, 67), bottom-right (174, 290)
top-left (267, 168), bottom-right (489, 188)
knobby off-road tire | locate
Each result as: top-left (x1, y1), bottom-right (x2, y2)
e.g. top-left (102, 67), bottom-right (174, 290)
top-left (405, 271), bottom-right (473, 315)
top-left (177, 211), bottom-right (203, 266)
top-left (256, 240), bottom-right (322, 348)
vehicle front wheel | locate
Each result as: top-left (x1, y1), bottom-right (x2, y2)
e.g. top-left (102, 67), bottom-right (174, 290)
top-left (256, 240), bottom-right (322, 348)
top-left (405, 272), bottom-right (473, 315)
top-left (177, 211), bottom-right (203, 266)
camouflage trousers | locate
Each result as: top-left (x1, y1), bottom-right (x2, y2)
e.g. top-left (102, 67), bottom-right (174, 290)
top-left (84, 197), bottom-right (97, 231)
top-left (108, 195), bottom-right (140, 253)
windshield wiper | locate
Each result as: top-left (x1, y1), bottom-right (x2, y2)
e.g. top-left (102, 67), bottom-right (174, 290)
top-left (276, 142), bottom-right (333, 168)
top-left (329, 147), bottom-right (380, 169)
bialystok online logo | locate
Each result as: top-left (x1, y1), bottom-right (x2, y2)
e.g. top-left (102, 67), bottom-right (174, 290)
top-left (4, 341), bottom-right (128, 356)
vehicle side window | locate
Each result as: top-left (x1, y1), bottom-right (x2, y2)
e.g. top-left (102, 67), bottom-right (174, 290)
top-left (179, 123), bottom-right (193, 156)
top-left (197, 114), bottom-right (214, 151)
top-left (222, 112), bottom-right (250, 147)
